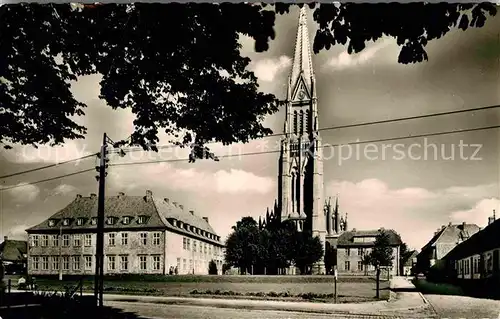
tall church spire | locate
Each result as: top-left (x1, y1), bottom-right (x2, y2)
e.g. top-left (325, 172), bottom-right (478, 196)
top-left (289, 6), bottom-right (314, 96)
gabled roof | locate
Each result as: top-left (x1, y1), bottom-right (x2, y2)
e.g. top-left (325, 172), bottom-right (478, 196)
top-left (444, 219), bottom-right (500, 261)
top-left (420, 223), bottom-right (480, 252)
top-left (25, 191), bottom-right (222, 245)
top-left (403, 250), bottom-right (418, 267)
top-left (337, 229), bottom-right (402, 247)
top-left (0, 239), bottom-right (27, 262)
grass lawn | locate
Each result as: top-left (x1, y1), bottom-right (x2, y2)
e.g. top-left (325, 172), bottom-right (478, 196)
top-left (6, 275), bottom-right (390, 303)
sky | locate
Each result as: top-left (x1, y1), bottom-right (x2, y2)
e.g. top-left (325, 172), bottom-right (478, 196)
top-left (1, 6), bottom-right (500, 251)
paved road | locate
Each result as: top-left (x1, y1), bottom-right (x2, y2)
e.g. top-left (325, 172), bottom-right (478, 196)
top-left (424, 294), bottom-right (500, 319)
top-left (106, 301), bottom-right (408, 319)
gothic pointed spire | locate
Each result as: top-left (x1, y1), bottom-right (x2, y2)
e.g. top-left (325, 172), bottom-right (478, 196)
top-left (258, 216), bottom-right (262, 229)
top-left (289, 6), bottom-right (314, 96)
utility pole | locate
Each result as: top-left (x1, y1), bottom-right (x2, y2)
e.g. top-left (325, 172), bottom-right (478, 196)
top-left (94, 133), bottom-right (109, 308)
top-left (59, 224), bottom-right (63, 281)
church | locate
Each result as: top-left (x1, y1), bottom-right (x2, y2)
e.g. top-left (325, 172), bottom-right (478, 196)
top-left (258, 7), bottom-right (402, 276)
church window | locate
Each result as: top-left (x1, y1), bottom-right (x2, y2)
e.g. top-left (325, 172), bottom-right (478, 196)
top-left (293, 111), bottom-right (298, 134)
top-left (299, 110), bottom-right (304, 134)
top-left (305, 110), bottom-right (310, 132)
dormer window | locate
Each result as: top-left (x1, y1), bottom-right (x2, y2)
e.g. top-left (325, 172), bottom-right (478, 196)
top-left (48, 219), bottom-right (56, 227)
top-left (106, 217), bottom-right (115, 225)
top-left (90, 217), bottom-right (97, 225)
top-left (62, 219), bottom-right (70, 226)
top-left (137, 216), bottom-right (147, 224)
top-left (122, 216), bottom-right (131, 225)
top-left (76, 218), bottom-right (85, 226)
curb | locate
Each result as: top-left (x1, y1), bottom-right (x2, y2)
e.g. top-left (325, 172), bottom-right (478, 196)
top-left (417, 292), bottom-right (429, 304)
top-left (106, 299), bottom-right (402, 317)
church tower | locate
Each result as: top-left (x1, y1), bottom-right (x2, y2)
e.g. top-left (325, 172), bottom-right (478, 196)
top-left (278, 6), bottom-right (326, 274)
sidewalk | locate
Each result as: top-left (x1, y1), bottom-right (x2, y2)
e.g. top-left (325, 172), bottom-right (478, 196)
top-left (7, 277), bottom-right (434, 317)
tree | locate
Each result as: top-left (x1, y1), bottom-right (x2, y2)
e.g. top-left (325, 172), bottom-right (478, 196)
top-left (361, 253), bottom-right (371, 276)
top-left (369, 230), bottom-right (394, 299)
top-left (208, 260), bottom-right (218, 275)
top-left (1, 3), bottom-right (496, 154)
top-left (324, 242), bottom-right (336, 275)
top-left (293, 231), bottom-right (324, 275)
top-left (224, 217), bottom-right (260, 274)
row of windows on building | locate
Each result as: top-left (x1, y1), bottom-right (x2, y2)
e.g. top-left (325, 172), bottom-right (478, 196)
top-left (175, 257), bottom-right (223, 273)
top-left (182, 237), bottom-right (222, 256)
top-left (344, 248), bottom-right (372, 256)
top-left (48, 216), bottom-right (149, 228)
top-left (31, 255), bottom-right (162, 272)
top-left (456, 254), bottom-right (494, 276)
top-left (30, 232), bottom-right (162, 248)
top-left (343, 261), bottom-right (372, 271)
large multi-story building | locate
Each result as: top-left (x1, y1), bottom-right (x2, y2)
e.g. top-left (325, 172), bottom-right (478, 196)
top-left (26, 190), bottom-right (224, 276)
top-left (336, 228), bottom-right (403, 276)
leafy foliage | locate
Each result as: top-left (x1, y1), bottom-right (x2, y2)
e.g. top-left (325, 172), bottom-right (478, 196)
top-left (0, 3), bottom-right (278, 157)
top-left (208, 260), bottom-right (218, 275)
top-left (361, 254), bottom-right (371, 276)
top-left (224, 217), bottom-right (323, 275)
top-left (292, 231), bottom-right (324, 275)
top-left (369, 231), bottom-right (394, 267)
top-left (278, 3), bottom-right (497, 64)
top-left (1, 3), bottom-right (496, 154)
top-left (324, 241), bottom-right (336, 275)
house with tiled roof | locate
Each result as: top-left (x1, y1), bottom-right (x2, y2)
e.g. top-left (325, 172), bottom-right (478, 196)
top-left (416, 221), bottom-right (480, 274)
top-left (334, 228), bottom-right (403, 275)
top-left (0, 237), bottom-right (27, 274)
top-left (442, 214), bottom-right (500, 282)
top-left (26, 190), bottom-right (224, 276)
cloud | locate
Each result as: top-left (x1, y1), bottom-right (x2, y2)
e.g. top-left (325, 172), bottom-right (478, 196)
top-left (5, 183), bottom-right (40, 203)
top-left (325, 179), bottom-right (498, 250)
top-left (450, 198), bottom-right (500, 226)
top-left (214, 169), bottom-right (274, 194)
top-left (43, 184), bottom-right (78, 202)
top-left (249, 56), bottom-right (292, 82)
top-left (6, 224), bottom-right (30, 239)
top-left (108, 163), bottom-right (275, 195)
top-left (325, 38), bottom-right (392, 71)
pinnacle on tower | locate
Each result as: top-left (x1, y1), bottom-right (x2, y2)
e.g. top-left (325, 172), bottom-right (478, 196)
top-left (289, 6), bottom-right (314, 98)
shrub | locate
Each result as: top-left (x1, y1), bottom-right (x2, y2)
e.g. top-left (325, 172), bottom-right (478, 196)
top-left (208, 260), bottom-right (218, 275)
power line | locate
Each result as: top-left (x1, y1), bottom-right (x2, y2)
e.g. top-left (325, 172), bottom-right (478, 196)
top-left (3, 104), bottom-right (497, 180)
top-left (112, 104), bottom-right (500, 154)
top-left (0, 168), bottom-right (96, 191)
top-left (2, 123), bottom-right (497, 192)
top-left (0, 153), bottom-right (98, 179)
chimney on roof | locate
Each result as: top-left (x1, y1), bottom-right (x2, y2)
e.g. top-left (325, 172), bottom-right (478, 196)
top-left (179, 204), bottom-right (184, 210)
top-left (172, 202), bottom-right (178, 207)
top-left (90, 193), bottom-right (97, 199)
top-left (488, 216), bottom-right (495, 225)
top-left (190, 210), bottom-right (195, 216)
top-left (352, 228), bottom-right (356, 232)
top-left (118, 192), bottom-right (125, 198)
top-left (203, 217), bottom-right (209, 223)
top-left (448, 222), bottom-right (452, 226)
top-left (76, 194), bottom-right (82, 199)
top-left (462, 221), bottom-right (466, 229)
top-left (164, 198), bottom-right (169, 204)
top-left (146, 190), bottom-right (153, 197)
